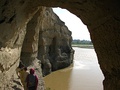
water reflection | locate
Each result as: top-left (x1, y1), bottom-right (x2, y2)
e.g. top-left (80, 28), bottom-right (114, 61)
top-left (74, 60), bottom-right (88, 69)
top-left (44, 47), bottom-right (104, 90)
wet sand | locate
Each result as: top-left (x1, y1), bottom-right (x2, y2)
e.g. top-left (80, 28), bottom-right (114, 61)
top-left (44, 47), bottom-right (104, 90)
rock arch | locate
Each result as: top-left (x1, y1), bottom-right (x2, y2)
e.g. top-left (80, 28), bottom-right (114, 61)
top-left (0, 0), bottom-right (120, 90)
top-left (38, 1), bottom-right (120, 90)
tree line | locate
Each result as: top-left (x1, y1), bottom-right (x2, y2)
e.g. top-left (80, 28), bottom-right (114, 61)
top-left (72, 39), bottom-right (92, 45)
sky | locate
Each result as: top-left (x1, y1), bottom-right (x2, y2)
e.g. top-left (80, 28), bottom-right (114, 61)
top-left (52, 7), bottom-right (91, 41)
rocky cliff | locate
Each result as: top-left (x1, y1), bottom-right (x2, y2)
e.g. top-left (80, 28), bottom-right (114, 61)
top-left (37, 7), bottom-right (74, 76)
top-left (0, 1), bottom-right (74, 89)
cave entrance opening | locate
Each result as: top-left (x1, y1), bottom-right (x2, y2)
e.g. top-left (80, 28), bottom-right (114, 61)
top-left (44, 7), bottom-right (104, 90)
top-left (53, 7), bottom-right (91, 41)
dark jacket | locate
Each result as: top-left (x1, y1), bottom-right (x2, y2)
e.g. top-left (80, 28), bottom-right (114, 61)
top-left (26, 68), bottom-right (38, 90)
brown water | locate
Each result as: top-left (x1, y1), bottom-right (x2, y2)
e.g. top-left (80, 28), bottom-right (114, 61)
top-left (44, 47), bottom-right (104, 90)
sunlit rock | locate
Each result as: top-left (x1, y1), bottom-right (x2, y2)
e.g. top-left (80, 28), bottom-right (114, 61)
top-left (37, 7), bottom-right (74, 76)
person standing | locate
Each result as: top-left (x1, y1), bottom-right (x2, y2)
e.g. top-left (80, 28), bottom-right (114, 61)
top-left (16, 61), bottom-right (29, 90)
top-left (26, 68), bottom-right (38, 90)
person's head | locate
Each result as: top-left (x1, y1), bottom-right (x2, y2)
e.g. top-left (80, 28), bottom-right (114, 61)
top-left (30, 68), bottom-right (35, 74)
top-left (24, 67), bottom-right (27, 71)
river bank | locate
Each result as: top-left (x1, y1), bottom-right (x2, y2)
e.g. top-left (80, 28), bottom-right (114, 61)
top-left (72, 44), bottom-right (94, 49)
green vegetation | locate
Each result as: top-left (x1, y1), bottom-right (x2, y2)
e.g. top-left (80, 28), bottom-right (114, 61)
top-left (72, 39), bottom-right (94, 49)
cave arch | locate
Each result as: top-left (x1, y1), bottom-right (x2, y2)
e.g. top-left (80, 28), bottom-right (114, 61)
top-left (0, 0), bottom-right (120, 90)
top-left (38, 1), bottom-right (120, 90)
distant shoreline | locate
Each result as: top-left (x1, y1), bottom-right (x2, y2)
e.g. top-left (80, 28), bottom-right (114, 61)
top-left (72, 44), bottom-right (94, 49)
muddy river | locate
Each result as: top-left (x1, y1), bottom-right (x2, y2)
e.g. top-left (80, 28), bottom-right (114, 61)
top-left (44, 47), bottom-right (104, 90)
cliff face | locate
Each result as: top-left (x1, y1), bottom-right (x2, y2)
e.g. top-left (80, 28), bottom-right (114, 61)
top-left (37, 7), bottom-right (74, 76)
top-left (0, 0), bottom-right (73, 89)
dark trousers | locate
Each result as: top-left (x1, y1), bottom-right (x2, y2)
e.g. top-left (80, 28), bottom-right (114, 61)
top-left (28, 86), bottom-right (36, 90)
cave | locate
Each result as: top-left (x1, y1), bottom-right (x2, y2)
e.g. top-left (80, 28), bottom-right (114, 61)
top-left (0, 0), bottom-right (120, 90)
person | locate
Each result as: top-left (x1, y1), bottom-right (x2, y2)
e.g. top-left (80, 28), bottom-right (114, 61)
top-left (26, 68), bottom-right (38, 90)
top-left (16, 61), bottom-right (29, 90)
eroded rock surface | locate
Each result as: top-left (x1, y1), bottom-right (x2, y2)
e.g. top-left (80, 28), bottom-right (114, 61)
top-left (1, 0), bottom-right (120, 90)
top-left (37, 7), bottom-right (74, 76)
top-left (0, 1), bottom-right (73, 90)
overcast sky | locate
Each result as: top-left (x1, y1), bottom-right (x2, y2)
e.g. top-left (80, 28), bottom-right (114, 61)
top-left (53, 7), bottom-right (91, 41)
